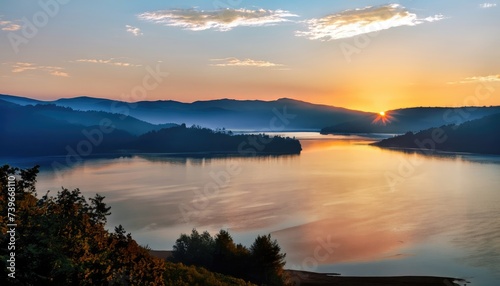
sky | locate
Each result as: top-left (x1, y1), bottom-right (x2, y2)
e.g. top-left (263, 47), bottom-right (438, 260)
top-left (0, 0), bottom-right (499, 112)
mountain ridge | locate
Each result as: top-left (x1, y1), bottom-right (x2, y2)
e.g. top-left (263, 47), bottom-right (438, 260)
top-left (0, 94), bottom-right (371, 129)
top-left (2, 94), bottom-right (500, 133)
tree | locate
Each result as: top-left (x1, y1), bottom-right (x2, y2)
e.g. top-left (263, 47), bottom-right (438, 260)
top-left (213, 230), bottom-right (237, 275)
top-left (171, 229), bottom-right (289, 285)
top-left (250, 234), bottom-right (287, 285)
top-left (171, 229), bottom-right (215, 269)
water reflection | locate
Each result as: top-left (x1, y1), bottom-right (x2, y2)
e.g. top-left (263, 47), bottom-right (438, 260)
top-left (4, 134), bottom-right (500, 283)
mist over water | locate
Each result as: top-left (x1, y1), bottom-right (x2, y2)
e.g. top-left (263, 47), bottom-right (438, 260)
top-left (14, 133), bottom-right (500, 285)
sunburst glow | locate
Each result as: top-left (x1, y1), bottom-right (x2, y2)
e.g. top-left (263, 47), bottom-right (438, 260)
top-left (372, 111), bottom-right (394, 125)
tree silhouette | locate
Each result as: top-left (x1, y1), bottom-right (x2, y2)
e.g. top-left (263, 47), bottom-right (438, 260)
top-left (171, 229), bottom-right (288, 285)
top-left (172, 229), bottom-right (215, 269)
top-left (250, 234), bottom-right (287, 285)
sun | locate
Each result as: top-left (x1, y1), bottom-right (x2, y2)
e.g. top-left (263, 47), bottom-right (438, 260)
top-left (372, 110), bottom-right (393, 125)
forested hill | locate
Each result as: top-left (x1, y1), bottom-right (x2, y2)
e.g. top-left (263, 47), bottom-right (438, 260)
top-left (373, 113), bottom-right (500, 155)
top-left (134, 125), bottom-right (302, 155)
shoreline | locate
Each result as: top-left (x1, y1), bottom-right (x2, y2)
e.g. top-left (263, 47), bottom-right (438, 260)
top-left (286, 270), bottom-right (467, 286)
top-left (150, 251), bottom-right (467, 286)
top-left (372, 145), bottom-right (500, 159)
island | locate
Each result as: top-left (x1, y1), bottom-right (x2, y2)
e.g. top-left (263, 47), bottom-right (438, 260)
top-left (133, 124), bottom-right (302, 155)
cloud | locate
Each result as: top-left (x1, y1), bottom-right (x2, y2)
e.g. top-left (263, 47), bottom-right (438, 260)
top-left (75, 58), bottom-right (141, 67)
top-left (296, 4), bottom-right (445, 41)
top-left (447, 74), bottom-right (500, 84)
top-left (0, 18), bottom-right (21, 31)
top-left (479, 3), bottom-right (497, 8)
top-left (138, 8), bottom-right (297, 31)
top-left (126, 25), bottom-right (142, 36)
top-left (50, 70), bottom-right (70, 77)
top-left (210, 58), bottom-right (284, 67)
top-left (11, 62), bottom-right (69, 77)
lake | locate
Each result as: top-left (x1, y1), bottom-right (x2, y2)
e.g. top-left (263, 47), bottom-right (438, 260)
top-left (8, 133), bottom-right (500, 285)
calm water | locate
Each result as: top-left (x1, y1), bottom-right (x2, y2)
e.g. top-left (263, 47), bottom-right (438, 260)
top-left (8, 133), bottom-right (500, 285)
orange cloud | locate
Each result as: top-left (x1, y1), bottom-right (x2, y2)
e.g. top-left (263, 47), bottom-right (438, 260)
top-left (11, 62), bottom-right (69, 77)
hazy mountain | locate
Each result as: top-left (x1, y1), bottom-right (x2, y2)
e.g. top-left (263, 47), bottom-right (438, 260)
top-left (0, 100), bottom-right (136, 156)
top-left (0, 100), bottom-right (301, 156)
top-left (0, 94), bottom-right (371, 130)
top-left (373, 113), bottom-right (500, 155)
top-left (0, 94), bottom-right (43, 106)
top-left (321, 107), bottom-right (500, 134)
top-left (20, 103), bottom-right (176, 136)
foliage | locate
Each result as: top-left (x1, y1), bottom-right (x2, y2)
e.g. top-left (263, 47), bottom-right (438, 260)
top-left (164, 261), bottom-right (255, 286)
top-left (172, 229), bottom-right (215, 269)
top-left (0, 165), bottom-right (162, 285)
top-left (171, 229), bottom-right (289, 285)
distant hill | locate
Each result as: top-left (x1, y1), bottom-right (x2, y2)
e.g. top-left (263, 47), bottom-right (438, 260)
top-left (321, 107), bottom-right (500, 134)
top-left (20, 103), bottom-right (176, 136)
top-left (0, 100), bottom-right (137, 156)
top-left (0, 94), bottom-right (371, 130)
top-left (372, 113), bottom-right (500, 155)
top-left (0, 94), bottom-right (43, 105)
top-left (0, 100), bottom-right (301, 156)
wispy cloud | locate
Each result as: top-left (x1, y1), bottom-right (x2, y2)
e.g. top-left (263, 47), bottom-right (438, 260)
top-left (0, 18), bottom-right (21, 31)
top-left (11, 62), bottom-right (69, 77)
top-left (126, 25), bottom-right (142, 36)
top-left (296, 4), bottom-right (445, 41)
top-left (210, 58), bottom-right (284, 67)
top-left (447, 74), bottom-right (500, 84)
top-left (138, 8), bottom-right (297, 31)
top-left (479, 3), bottom-right (497, 8)
top-left (75, 58), bottom-right (141, 67)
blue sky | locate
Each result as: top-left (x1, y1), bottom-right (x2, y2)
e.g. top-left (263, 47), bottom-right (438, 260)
top-left (1, 0), bottom-right (499, 111)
